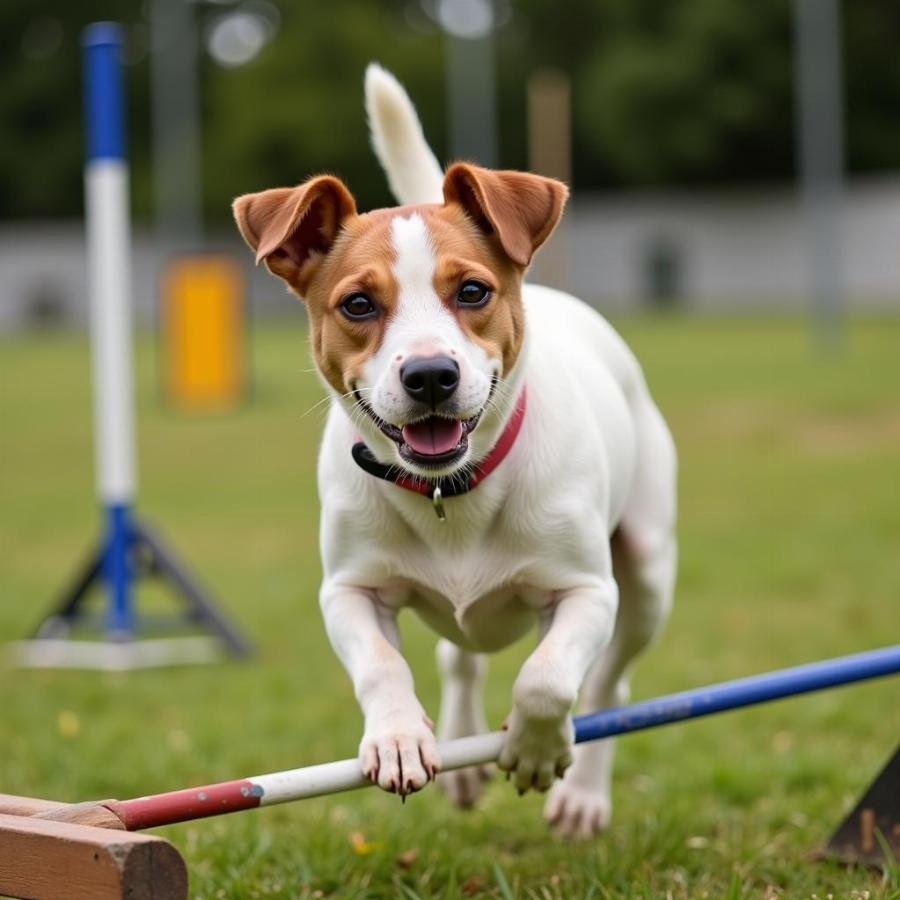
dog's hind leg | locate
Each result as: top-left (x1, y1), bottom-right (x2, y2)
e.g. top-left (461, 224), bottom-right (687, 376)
top-left (435, 639), bottom-right (492, 808)
top-left (545, 398), bottom-right (677, 838)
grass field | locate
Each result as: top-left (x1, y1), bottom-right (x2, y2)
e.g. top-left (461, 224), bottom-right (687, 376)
top-left (1, 314), bottom-right (898, 899)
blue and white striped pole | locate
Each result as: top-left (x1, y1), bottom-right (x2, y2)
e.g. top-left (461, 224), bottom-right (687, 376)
top-left (83, 23), bottom-right (136, 639)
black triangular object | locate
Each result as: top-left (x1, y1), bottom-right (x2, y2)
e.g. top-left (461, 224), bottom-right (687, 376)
top-left (820, 743), bottom-right (900, 867)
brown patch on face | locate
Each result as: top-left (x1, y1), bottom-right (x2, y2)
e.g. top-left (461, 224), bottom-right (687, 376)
top-left (301, 203), bottom-right (528, 391)
top-left (294, 201), bottom-right (530, 395)
top-left (424, 205), bottom-right (526, 376)
top-left (301, 209), bottom-right (402, 395)
top-left (234, 170), bottom-right (540, 397)
top-left (235, 164), bottom-right (567, 406)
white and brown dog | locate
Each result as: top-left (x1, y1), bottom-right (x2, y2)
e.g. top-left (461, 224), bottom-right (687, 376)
top-left (233, 65), bottom-right (677, 838)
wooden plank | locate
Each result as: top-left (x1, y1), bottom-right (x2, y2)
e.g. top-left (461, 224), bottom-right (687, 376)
top-left (0, 794), bottom-right (66, 817)
top-left (35, 801), bottom-right (125, 830)
top-left (0, 813), bottom-right (187, 900)
top-left (0, 795), bottom-right (125, 830)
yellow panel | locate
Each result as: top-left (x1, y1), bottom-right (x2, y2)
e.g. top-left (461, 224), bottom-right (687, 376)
top-left (162, 255), bottom-right (245, 411)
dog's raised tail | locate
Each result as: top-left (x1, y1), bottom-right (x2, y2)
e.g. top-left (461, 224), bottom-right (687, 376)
top-left (365, 63), bottom-right (444, 206)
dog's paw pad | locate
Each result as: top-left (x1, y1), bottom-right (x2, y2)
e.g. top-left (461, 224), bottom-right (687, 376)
top-left (543, 782), bottom-right (611, 839)
top-left (359, 719), bottom-right (440, 796)
top-left (437, 764), bottom-right (492, 808)
top-left (497, 708), bottom-right (573, 795)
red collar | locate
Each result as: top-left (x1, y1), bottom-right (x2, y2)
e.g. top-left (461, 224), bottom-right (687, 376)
top-left (351, 387), bottom-right (527, 519)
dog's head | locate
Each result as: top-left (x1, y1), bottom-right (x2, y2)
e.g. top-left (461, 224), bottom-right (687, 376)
top-left (234, 164), bottom-right (567, 478)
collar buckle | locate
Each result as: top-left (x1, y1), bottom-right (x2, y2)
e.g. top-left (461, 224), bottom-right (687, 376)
top-left (432, 486), bottom-right (447, 522)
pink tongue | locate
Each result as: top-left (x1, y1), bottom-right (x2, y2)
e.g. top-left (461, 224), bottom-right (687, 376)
top-left (402, 418), bottom-right (463, 456)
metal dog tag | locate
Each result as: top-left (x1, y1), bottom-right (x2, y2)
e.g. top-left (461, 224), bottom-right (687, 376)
top-left (432, 486), bottom-right (446, 522)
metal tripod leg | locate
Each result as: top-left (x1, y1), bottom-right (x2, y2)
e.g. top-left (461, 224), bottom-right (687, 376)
top-left (31, 539), bottom-right (104, 639)
top-left (131, 518), bottom-right (251, 657)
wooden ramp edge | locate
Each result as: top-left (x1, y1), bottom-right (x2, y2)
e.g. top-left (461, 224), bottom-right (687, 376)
top-left (0, 796), bottom-right (187, 900)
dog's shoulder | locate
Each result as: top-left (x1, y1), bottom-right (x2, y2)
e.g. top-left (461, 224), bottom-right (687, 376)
top-left (523, 284), bottom-right (648, 404)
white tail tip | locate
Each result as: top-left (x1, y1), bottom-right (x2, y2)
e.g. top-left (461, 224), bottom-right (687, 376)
top-left (364, 63), bottom-right (444, 206)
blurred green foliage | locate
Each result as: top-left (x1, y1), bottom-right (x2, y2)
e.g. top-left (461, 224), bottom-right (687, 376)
top-left (2, 0), bottom-right (900, 223)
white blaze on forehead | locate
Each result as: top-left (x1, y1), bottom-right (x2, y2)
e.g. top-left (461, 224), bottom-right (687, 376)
top-left (362, 211), bottom-right (493, 425)
top-left (364, 212), bottom-right (453, 380)
top-left (383, 212), bottom-right (463, 356)
top-left (390, 213), bottom-right (443, 319)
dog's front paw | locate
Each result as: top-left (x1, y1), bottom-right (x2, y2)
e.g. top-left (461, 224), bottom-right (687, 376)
top-left (497, 706), bottom-right (574, 794)
top-left (544, 780), bottom-right (611, 839)
top-left (359, 712), bottom-right (440, 797)
top-left (437, 763), bottom-right (492, 808)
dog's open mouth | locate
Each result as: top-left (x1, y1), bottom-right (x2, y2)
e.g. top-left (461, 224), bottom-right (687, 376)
top-left (356, 397), bottom-right (481, 469)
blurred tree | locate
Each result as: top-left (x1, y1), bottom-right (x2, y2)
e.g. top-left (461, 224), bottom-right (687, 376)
top-left (1, 0), bottom-right (900, 222)
top-left (842, 1), bottom-right (900, 171)
top-left (509, 0), bottom-right (795, 186)
top-left (203, 1), bottom-right (445, 216)
top-left (577, 0), bottom-right (794, 184)
top-left (0, 0), bottom-right (150, 220)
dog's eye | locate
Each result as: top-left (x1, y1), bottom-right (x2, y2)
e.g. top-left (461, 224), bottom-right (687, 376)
top-left (457, 280), bottom-right (491, 307)
top-left (340, 293), bottom-right (377, 319)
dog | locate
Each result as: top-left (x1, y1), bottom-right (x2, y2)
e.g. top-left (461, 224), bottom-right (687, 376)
top-left (232, 65), bottom-right (677, 838)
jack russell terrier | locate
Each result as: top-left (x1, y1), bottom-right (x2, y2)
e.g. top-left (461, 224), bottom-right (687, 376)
top-left (233, 65), bottom-right (677, 838)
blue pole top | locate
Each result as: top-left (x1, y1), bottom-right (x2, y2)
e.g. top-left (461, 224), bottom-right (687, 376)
top-left (83, 22), bottom-right (126, 162)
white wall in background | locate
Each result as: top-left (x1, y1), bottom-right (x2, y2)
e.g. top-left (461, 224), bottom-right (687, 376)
top-left (2, 175), bottom-right (898, 332)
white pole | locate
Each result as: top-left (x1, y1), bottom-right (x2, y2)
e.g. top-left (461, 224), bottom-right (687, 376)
top-left (253, 733), bottom-right (505, 805)
top-left (85, 162), bottom-right (136, 504)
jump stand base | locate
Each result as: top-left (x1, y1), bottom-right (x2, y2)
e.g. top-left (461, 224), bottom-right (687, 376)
top-left (7, 636), bottom-right (224, 671)
top-left (13, 514), bottom-right (251, 671)
top-left (0, 795), bottom-right (187, 900)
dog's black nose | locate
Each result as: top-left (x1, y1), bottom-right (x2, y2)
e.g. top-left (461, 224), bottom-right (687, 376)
top-left (400, 355), bottom-right (460, 408)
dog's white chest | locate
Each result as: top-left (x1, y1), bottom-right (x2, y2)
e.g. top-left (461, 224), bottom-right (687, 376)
top-left (318, 285), bottom-right (646, 653)
top-left (381, 561), bottom-right (549, 653)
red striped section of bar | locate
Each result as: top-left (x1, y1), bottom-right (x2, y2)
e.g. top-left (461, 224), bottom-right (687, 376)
top-left (109, 779), bottom-right (262, 830)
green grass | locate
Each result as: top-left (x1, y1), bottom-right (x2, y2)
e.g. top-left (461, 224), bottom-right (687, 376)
top-left (1, 314), bottom-right (899, 899)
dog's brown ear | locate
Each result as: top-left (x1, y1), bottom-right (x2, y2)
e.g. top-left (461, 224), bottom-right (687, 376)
top-left (232, 175), bottom-right (357, 290)
top-left (442, 163), bottom-right (568, 267)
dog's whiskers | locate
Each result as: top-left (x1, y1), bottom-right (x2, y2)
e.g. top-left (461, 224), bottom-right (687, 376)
top-left (300, 393), bottom-right (340, 420)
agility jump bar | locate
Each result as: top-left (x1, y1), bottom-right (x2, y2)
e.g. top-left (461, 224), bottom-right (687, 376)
top-left (60, 644), bottom-right (895, 832)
